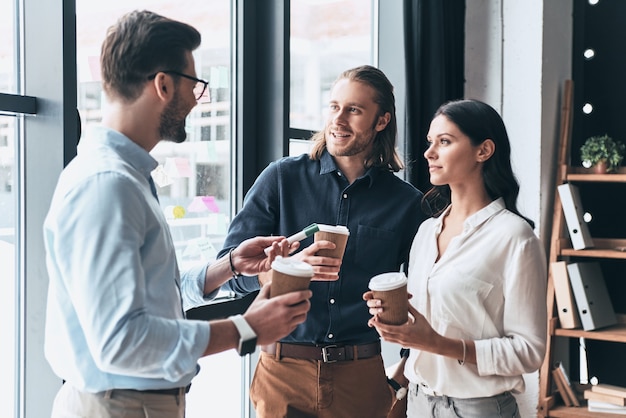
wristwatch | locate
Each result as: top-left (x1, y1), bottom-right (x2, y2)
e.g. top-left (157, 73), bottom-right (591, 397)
top-left (229, 314), bottom-right (257, 356)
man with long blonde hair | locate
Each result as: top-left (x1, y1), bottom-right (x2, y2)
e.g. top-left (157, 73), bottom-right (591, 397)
top-left (218, 65), bottom-right (427, 417)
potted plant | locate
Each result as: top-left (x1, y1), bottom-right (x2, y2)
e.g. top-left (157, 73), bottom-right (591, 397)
top-left (580, 134), bottom-right (625, 173)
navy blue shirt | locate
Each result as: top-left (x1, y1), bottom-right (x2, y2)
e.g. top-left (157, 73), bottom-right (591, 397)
top-left (218, 150), bottom-right (427, 345)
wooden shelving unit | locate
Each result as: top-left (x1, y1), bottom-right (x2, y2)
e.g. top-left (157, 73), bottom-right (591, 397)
top-left (537, 80), bottom-right (626, 417)
top-left (547, 405), bottom-right (626, 417)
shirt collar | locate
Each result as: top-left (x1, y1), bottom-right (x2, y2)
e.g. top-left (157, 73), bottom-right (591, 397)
top-left (434, 197), bottom-right (506, 233)
top-left (319, 149), bottom-right (379, 187)
top-left (80, 126), bottom-right (158, 179)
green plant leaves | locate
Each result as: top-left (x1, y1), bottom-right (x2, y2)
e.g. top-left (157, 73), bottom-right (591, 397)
top-left (580, 134), bottom-right (625, 172)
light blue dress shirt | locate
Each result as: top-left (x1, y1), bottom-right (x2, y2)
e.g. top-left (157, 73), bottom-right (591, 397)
top-left (44, 126), bottom-right (214, 392)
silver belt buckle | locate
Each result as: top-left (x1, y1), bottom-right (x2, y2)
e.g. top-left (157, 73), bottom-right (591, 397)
top-left (321, 345), bottom-right (338, 363)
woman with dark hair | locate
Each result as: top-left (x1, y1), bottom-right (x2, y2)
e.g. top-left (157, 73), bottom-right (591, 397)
top-left (365, 99), bottom-right (547, 417)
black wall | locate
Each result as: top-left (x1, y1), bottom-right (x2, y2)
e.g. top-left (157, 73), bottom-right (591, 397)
top-left (572, 0), bottom-right (626, 387)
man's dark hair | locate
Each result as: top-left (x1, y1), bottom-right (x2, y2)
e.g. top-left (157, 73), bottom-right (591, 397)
top-left (100, 10), bottom-right (201, 101)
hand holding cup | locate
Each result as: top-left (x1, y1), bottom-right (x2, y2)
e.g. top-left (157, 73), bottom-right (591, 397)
top-left (314, 224), bottom-right (350, 259)
top-left (367, 272), bottom-right (409, 325)
top-left (270, 256), bottom-right (315, 298)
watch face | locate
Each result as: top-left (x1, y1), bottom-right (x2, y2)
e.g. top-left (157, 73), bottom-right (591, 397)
top-left (239, 337), bottom-right (257, 356)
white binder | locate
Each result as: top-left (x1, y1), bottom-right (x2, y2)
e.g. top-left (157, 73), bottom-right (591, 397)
top-left (551, 261), bottom-right (581, 329)
top-left (567, 262), bottom-right (616, 331)
top-left (557, 183), bottom-right (594, 250)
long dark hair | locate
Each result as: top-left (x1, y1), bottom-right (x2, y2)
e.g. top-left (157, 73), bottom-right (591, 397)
top-left (309, 65), bottom-right (403, 172)
top-left (423, 99), bottom-right (534, 228)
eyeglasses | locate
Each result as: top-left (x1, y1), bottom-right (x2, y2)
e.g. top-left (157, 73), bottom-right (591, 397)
top-left (147, 70), bottom-right (210, 102)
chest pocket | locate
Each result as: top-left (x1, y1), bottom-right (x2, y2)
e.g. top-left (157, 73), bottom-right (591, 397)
top-left (354, 224), bottom-right (400, 274)
top-left (430, 266), bottom-right (494, 338)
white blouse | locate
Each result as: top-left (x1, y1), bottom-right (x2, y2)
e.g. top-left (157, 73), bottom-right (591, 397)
top-left (404, 198), bottom-right (547, 398)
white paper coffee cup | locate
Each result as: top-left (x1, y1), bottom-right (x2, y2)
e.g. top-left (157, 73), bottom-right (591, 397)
top-left (270, 256), bottom-right (314, 298)
top-left (314, 224), bottom-right (350, 259)
top-left (368, 272), bottom-right (409, 325)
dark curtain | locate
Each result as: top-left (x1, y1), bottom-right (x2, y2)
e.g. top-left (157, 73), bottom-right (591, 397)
top-left (404, 0), bottom-right (466, 193)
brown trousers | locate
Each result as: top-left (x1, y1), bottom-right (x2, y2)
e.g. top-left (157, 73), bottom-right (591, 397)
top-left (251, 351), bottom-right (393, 418)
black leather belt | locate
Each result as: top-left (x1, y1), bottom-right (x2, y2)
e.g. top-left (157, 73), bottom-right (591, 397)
top-left (63, 381), bottom-right (192, 397)
top-left (262, 341), bottom-right (381, 363)
top-left (134, 384), bottom-right (191, 396)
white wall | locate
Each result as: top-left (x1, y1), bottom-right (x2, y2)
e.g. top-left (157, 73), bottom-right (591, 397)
top-left (465, 1), bottom-right (573, 416)
top-left (465, 0), bottom-right (572, 246)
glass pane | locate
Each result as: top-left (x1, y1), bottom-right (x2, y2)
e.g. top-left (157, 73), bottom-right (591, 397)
top-left (0, 116), bottom-right (17, 417)
top-left (0, 0), bottom-right (17, 94)
top-left (0, 0), bottom-right (18, 414)
top-left (290, 0), bottom-right (374, 131)
top-left (76, 2), bottom-right (237, 416)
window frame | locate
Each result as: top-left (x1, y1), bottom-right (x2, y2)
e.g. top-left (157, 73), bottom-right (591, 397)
top-left (17, 0), bottom-right (79, 416)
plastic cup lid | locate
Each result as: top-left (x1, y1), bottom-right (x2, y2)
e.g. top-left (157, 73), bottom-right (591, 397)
top-left (271, 256), bottom-right (314, 277)
top-left (368, 272), bottom-right (408, 291)
top-left (316, 224), bottom-right (350, 235)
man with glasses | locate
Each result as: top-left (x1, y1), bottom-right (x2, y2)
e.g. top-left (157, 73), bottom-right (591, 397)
top-left (43, 10), bottom-right (311, 418)
top-left (147, 70), bottom-right (210, 102)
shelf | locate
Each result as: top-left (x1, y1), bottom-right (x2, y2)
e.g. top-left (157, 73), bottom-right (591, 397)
top-left (559, 238), bottom-right (626, 259)
top-left (547, 405), bottom-right (626, 417)
top-left (554, 321), bottom-right (626, 343)
top-left (567, 167), bottom-right (626, 183)
top-left (541, 81), bottom-right (626, 418)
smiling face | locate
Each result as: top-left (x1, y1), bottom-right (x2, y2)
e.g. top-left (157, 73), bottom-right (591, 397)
top-left (424, 114), bottom-right (488, 187)
top-left (324, 79), bottom-right (390, 161)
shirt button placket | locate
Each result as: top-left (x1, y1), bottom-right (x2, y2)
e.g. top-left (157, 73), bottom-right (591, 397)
top-left (337, 189), bottom-right (349, 226)
top-left (327, 298), bottom-right (337, 342)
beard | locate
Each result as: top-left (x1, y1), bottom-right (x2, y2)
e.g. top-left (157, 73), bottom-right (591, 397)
top-left (326, 127), bottom-right (377, 158)
top-left (158, 93), bottom-right (188, 143)
top-left (329, 135), bottom-right (373, 157)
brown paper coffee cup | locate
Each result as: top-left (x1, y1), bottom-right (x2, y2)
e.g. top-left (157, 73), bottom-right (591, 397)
top-left (270, 256), bottom-right (314, 298)
top-left (314, 224), bottom-right (350, 259)
top-left (368, 272), bottom-right (408, 325)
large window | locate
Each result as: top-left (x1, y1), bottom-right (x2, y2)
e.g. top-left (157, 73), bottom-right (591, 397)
top-left (290, 0), bottom-right (374, 132)
top-left (0, 0), bottom-right (16, 97)
top-left (1, 0), bottom-right (379, 415)
top-left (75, 2), bottom-right (238, 416)
top-left (74, 1), bottom-right (376, 416)
top-left (289, 0), bottom-right (374, 156)
top-left (76, 3), bottom-right (233, 263)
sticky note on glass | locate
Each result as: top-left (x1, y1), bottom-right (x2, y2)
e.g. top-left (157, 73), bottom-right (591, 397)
top-left (188, 196), bottom-right (220, 213)
top-left (151, 165), bottom-right (172, 188)
top-left (164, 157), bottom-right (193, 178)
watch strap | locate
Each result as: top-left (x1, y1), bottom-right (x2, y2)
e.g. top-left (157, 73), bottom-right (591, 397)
top-left (229, 314), bottom-right (257, 355)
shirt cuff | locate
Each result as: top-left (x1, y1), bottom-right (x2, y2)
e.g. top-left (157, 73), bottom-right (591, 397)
top-left (181, 263), bottom-right (219, 311)
top-left (474, 339), bottom-right (493, 376)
